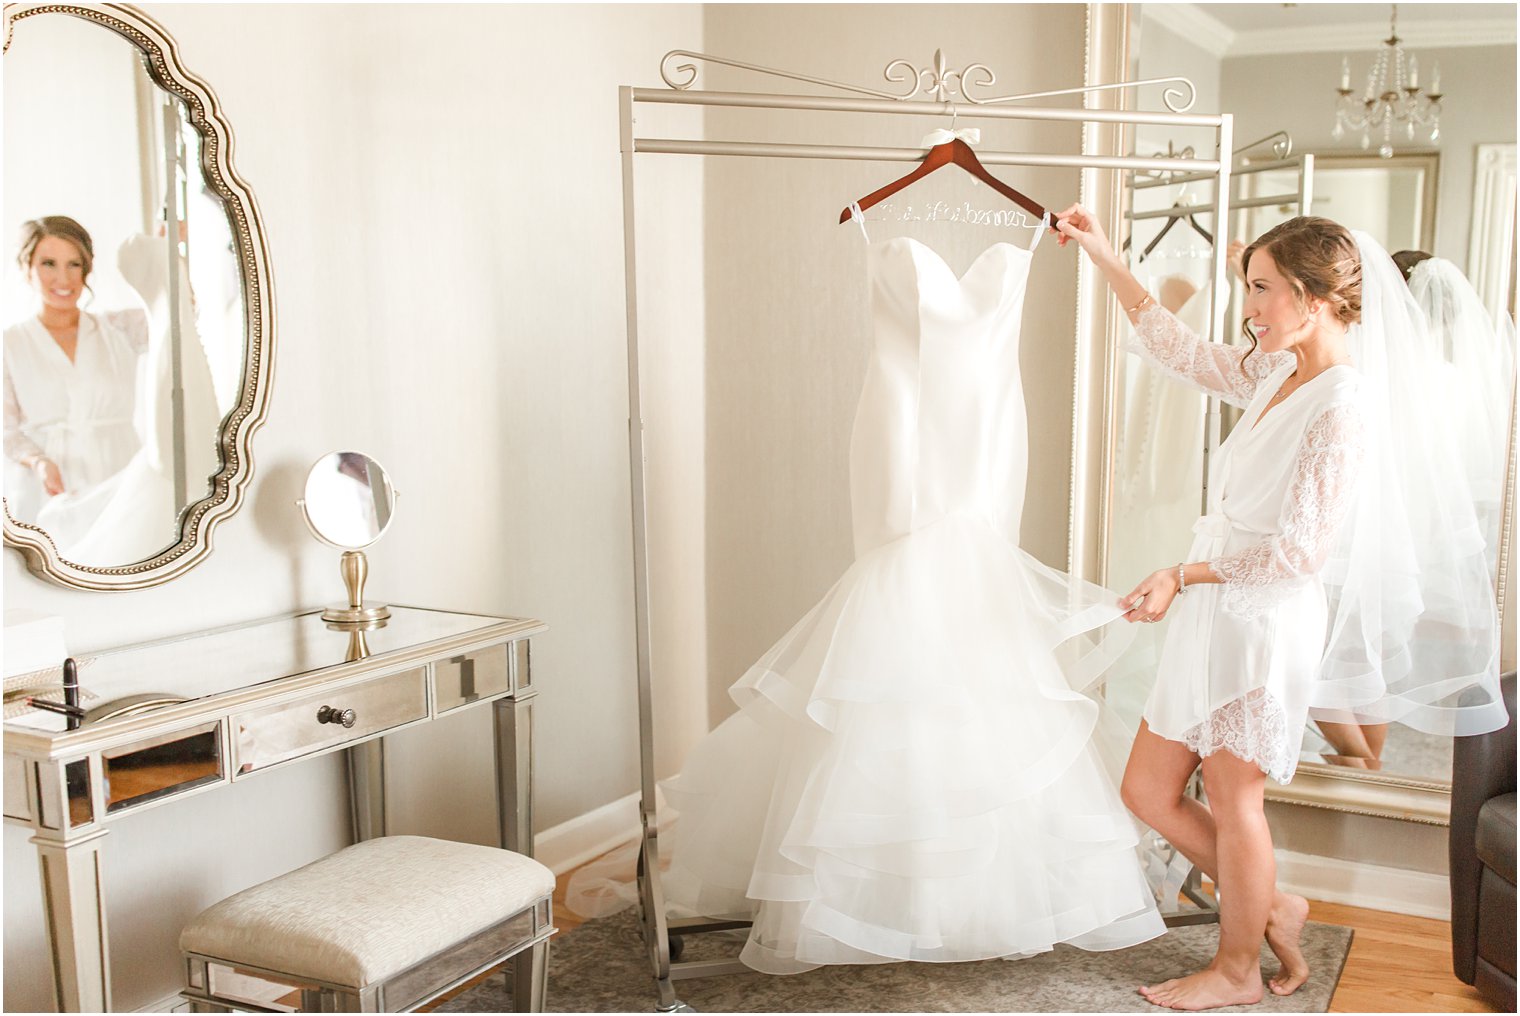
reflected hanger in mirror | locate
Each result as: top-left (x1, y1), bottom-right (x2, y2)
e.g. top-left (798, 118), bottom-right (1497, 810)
top-left (838, 138), bottom-right (1047, 225)
top-left (1130, 204), bottom-right (1214, 263)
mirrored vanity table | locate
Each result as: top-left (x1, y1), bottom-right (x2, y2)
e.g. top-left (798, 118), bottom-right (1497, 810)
top-left (3, 606), bottom-right (545, 1013)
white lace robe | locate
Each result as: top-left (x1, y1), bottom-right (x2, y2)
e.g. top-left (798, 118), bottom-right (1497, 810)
top-left (1128, 304), bottom-right (1368, 782)
top-left (4, 310), bottom-right (147, 529)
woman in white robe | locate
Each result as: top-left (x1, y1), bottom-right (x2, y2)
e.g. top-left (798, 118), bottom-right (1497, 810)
top-left (1054, 210), bottom-right (1369, 1010)
top-left (3, 217), bottom-right (146, 543)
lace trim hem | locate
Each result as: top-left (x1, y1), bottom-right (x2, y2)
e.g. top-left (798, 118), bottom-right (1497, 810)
top-left (1178, 686), bottom-right (1297, 784)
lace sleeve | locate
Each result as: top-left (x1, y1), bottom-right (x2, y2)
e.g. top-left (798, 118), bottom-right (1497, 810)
top-left (1209, 400), bottom-right (1368, 619)
top-left (103, 308), bottom-right (150, 354)
top-left (3, 364), bottom-right (44, 465)
top-left (1127, 303), bottom-right (1284, 408)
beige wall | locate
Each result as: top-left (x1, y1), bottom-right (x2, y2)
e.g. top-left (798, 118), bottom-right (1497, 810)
top-left (3, 4), bottom-right (705, 1010)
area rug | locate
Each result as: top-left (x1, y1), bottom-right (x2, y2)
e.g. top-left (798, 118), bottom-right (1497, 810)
top-left (439, 909), bottom-right (1352, 1013)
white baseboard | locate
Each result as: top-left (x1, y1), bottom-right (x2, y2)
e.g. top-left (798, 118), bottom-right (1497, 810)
top-left (533, 790), bottom-right (642, 876)
top-left (1275, 848), bottom-right (1451, 920)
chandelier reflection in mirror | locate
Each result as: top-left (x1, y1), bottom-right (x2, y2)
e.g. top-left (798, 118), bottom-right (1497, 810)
top-left (1332, 4), bottom-right (1443, 159)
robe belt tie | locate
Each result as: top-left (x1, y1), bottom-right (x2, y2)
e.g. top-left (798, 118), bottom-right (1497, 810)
top-left (1192, 513), bottom-right (1232, 541)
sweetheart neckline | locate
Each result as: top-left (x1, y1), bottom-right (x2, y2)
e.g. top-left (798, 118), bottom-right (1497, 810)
top-left (869, 235), bottom-right (1033, 286)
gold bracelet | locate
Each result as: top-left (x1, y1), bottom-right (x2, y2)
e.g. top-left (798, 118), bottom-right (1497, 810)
top-left (1127, 293), bottom-right (1156, 315)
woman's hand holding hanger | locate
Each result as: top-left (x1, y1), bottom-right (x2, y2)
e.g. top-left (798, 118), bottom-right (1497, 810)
top-left (1050, 204), bottom-right (1154, 322)
top-left (1050, 204), bottom-right (1120, 266)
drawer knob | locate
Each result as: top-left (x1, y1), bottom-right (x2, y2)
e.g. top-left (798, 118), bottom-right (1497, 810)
top-left (316, 705), bottom-right (357, 728)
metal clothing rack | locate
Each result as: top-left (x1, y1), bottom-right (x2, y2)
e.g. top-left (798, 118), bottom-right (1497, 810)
top-left (618, 48), bottom-right (1236, 1013)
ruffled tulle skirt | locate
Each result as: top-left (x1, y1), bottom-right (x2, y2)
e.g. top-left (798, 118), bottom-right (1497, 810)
top-left (660, 511), bottom-right (1166, 974)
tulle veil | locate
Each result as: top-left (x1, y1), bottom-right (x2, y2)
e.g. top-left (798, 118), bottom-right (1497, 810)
top-left (1310, 232), bottom-right (1507, 735)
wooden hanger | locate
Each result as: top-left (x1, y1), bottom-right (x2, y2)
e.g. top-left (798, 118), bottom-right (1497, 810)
top-left (838, 137), bottom-right (1046, 225)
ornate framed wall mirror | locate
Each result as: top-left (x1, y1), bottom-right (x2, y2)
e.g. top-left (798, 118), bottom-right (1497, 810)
top-left (1084, 2), bottom-right (1517, 824)
top-left (2, 2), bottom-right (273, 590)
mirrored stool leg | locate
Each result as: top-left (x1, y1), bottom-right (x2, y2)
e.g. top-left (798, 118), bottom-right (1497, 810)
top-left (513, 938), bottom-right (550, 1012)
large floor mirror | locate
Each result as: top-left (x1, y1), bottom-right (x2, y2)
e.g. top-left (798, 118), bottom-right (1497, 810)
top-left (1105, 3), bottom-right (1517, 821)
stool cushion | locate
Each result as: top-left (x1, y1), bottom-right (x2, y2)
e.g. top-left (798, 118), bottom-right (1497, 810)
top-left (180, 836), bottom-right (554, 988)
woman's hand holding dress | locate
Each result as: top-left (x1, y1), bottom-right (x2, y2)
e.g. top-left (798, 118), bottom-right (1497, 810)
top-left (1122, 568), bottom-right (1182, 623)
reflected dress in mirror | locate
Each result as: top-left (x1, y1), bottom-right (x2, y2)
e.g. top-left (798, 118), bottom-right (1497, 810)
top-left (657, 228), bottom-right (1164, 974)
top-left (4, 231), bottom-right (220, 564)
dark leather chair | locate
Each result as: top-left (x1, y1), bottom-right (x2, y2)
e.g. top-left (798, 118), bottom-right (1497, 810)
top-left (1451, 671), bottom-right (1516, 1011)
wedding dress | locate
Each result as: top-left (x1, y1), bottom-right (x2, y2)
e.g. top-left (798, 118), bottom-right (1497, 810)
top-left (657, 221), bottom-right (1165, 975)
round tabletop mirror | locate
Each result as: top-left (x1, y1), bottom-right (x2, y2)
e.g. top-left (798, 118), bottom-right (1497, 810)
top-left (300, 451), bottom-right (396, 550)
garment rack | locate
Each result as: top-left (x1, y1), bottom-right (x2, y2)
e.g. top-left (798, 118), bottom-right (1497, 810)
top-left (619, 48), bottom-right (1236, 1013)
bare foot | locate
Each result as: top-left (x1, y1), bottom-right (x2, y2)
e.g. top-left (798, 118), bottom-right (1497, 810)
top-left (1265, 892), bottom-right (1311, 995)
top-left (1138, 967), bottom-right (1264, 1010)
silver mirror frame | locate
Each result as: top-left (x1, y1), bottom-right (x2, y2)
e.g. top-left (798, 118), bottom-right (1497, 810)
top-left (1, 2), bottom-right (274, 591)
top-left (1076, 3), bottom-right (1514, 826)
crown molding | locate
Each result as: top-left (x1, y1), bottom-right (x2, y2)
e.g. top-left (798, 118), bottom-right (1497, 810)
top-left (1227, 17), bottom-right (1518, 57)
top-left (1143, 2), bottom-right (1235, 59)
top-left (1141, 5), bottom-right (1517, 59)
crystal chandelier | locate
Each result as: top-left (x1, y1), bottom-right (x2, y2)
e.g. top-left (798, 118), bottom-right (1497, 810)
top-left (1332, 4), bottom-right (1443, 158)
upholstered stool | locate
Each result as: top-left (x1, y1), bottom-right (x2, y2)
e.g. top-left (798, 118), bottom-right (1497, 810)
top-left (179, 835), bottom-right (555, 1012)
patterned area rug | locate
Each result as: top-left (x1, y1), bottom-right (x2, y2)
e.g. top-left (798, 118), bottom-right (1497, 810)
top-left (440, 909), bottom-right (1352, 1013)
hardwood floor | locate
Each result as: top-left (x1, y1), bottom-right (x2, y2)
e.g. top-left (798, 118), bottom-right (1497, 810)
top-left (1308, 900), bottom-right (1497, 1013)
top-left (428, 862), bottom-right (1501, 1013)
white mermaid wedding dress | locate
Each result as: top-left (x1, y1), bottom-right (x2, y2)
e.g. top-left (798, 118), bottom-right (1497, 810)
top-left (656, 230), bottom-right (1165, 975)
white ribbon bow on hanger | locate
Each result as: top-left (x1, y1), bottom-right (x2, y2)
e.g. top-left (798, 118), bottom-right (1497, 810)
top-left (920, 127), bottom-right (981, 148)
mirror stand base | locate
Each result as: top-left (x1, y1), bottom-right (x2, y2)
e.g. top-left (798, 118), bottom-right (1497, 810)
top-left (322, 550), bottom-right (390, 624)
top-left (321, 604), bottom-right (391, 624)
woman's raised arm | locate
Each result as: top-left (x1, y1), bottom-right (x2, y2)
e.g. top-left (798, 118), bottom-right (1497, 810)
top-left (1054, 205), bottom-right (1274, 407)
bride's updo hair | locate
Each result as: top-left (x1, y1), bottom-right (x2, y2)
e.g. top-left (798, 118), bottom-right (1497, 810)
top-left (1392, 248), bottom-right (1435, 285)
top-left (17, 215), bottom-right (95, 280)
top-left (1240, 216), bottom-right (1361, 361)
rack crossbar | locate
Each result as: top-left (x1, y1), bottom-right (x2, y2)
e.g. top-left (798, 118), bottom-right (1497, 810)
top-left (634, 138), bottom-right (1217, 174)
top-left (1133, 157), bottom-right (1305, 190)
top-left (631, 87), bottom-right (1225, 129)
top-left (1127, 191), bottom-right (1304, 220)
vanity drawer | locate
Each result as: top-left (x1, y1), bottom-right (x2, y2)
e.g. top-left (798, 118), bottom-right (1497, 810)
top-left (233, 668), bottom-right (428, 774)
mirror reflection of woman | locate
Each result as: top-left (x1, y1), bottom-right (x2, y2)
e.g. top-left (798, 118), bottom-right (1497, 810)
top-left (1057, 210), bottom-right (1370, 1010)
top-left (3, 216), bottom-right (146, 531)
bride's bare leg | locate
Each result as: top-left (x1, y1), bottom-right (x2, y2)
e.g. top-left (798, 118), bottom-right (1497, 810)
top-left (1139, 751), bottom-right (1272, 1010)
top-left (1122, 724), bottom-right (1310, 997)
top-left (1362, 722), bottom-right (1389, 764)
